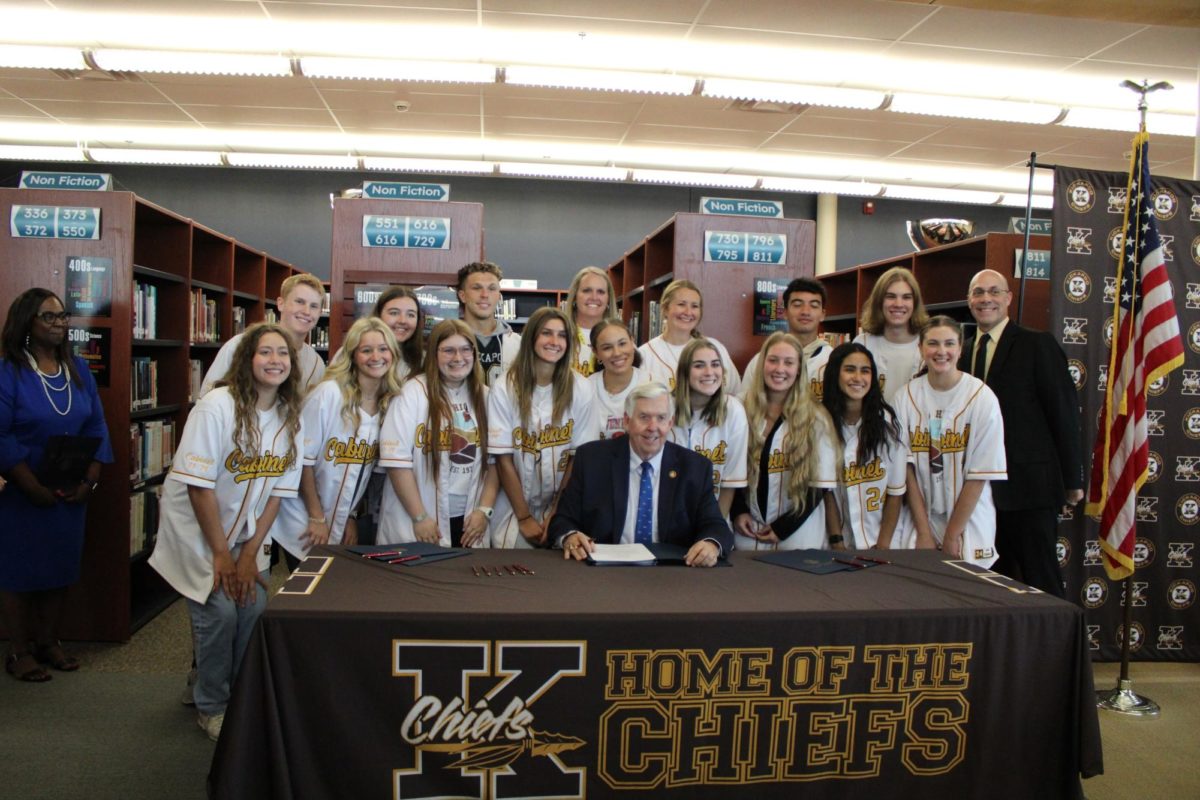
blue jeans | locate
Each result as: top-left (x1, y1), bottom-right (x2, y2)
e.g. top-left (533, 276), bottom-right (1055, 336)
top-left (186, 552), bottom-right (267, 716)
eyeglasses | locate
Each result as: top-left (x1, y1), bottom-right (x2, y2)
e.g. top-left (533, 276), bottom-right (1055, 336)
top-left (969, 287), bottom-right (1009, 299)
top-left (37, 311), bottom-right (71, 324)
top-left (437, 346), bottom-right (474, 358)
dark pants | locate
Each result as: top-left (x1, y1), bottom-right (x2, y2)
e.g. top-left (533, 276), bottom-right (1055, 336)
top-left (994, 507), bottom-right (1065, 598)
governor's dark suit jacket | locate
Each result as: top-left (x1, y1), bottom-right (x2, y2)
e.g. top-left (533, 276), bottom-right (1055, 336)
top-left (959, 320), bottom-right (1083, 511)
top-left (548, 437), bottom-right (734, 553)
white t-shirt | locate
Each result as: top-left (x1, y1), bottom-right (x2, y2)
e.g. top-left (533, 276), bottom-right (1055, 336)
top-left (200, 333), bottom-right (325, 398)
top-left (744, 338), bottom-right (831, 403)
top-left (588, 366), bottom-right (651, 439)
top-left (272, 380), bottom-right (381, 560)
top-left (150, 388), bottom-right (303, 603)
top-left (832, 418), bottom-right (911, 550)
top-left (638, 335), bottom-right (741, 395)
top-left (894, 373), bottom-right (1007, 567)
top-left (670, 395), bottom-right (750, 497)
top-left (853, 332), bottom-right (921, 405)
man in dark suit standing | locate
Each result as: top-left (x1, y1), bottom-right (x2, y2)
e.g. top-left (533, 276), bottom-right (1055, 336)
top-left (959, 269), bottom-right (1083, 596)
top-left (548, 382), bottom-right (732, 567)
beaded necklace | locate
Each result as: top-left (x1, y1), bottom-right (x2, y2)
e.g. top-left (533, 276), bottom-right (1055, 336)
top-left (26, 351), bottom-right (72, 417)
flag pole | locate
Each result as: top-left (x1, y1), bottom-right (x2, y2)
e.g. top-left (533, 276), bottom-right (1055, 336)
top-left (1016, 151), bottom-right (1037, 324)
top-left (1095, 78), bottom-right (1172, 718)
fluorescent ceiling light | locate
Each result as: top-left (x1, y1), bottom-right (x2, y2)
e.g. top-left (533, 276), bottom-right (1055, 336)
top-left (997, 193), bottom-right (1054, 210)
top-left (90, 49), bottom-right (292, 76)
top-left (889, 92), bottom-right (1063, 125)
top-left (630, 169), bottom-right (758, 189)
top-left (0, 44), bottom-right (87, 70)
top-left (701, 79), bottom-right (886, 110)
top-left (0, 144), bottom-right (87, 162)
top-left (882, 185), bottom-right (1002, 205)
top-left (301, 57), bottom-right (495, 84)
top-left (505, 66), bottom-right (695, 96)
top-left (225, 153), bottom-right (359, 170)
top-left (88, 148), bottom-right (223, 166)
top-left (1060, 108), bottom-right (1197, 137)
top-left (363, 157), bottom-right (494, 174)
top-left (498, 162), bottom-right (628, 181)
top-left (760, 177), bottom-right (883, 197)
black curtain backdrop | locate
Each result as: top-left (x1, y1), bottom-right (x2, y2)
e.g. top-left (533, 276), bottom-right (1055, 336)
top-left (1052, 160), bottom-right (1200, 661)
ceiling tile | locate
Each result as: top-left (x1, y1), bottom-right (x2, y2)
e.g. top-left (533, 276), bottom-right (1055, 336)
top-left (685, 27), bottom-right (894, 55)
top-left (920, 122), bottom-right (1084, 152)
top-left (182, 105), bottom-right (337, 126)
top-left (1087, 25), bottom-right (1200, 68)
top-left (0, 99), bottom-right (53, 118)
top-left (263, 3), bottom-right (476, 26)
top-left (486, 116), bottom-right (627, 139)
top-left (321, 88), bottom-right (480, 114)
top-left (0, 76), bottom-right (166, 103)
top-left (889, 142), bottom-right (1031, 167)
top-left (623, 123), bottom-right (770, 147)
top-left (482, 11), bottom-right (689, 39)
top-left (899, 7), bottom-right (1144, 58)
top-left (26, 99), bottom-right (193, 123)
top-left (483, 95), bottom-right (643, 124)
top-left (158, 79), bottom-right (327, 109)
top-left (335, 110), bottom-right (481, 133)
top-left (48, 0), bottom-right (265, 18)
top-left (759, 134), bottom-right (911, 158)
top-left (786, 110), bottom-right (946, 140)
top-left (481, 0), bottom-right (707, 24)
top-left (697, 0), bottom-right (936, 40)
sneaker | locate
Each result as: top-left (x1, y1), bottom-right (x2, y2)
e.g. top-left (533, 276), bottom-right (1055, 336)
top-left (197, 710), bottom-right (224, 742)
top-left (180, 668), bottom-right (197, 706)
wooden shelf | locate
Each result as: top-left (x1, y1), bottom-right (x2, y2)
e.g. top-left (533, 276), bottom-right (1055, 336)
top-left (133, 264), bottom-right (185, 284)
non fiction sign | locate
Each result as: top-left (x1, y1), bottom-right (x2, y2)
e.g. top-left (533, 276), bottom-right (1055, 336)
top-left (362, 181), bottom-right (449, 201)
top-left (362, 215), bottom-right (450, 249)
top-left (10, 205), bottom-right (101, 240)
top-left (19, 171), bottom-right (112, 191)
top-left (700, 197), bottom-right (784, 218)
top-left (1015, 248), bottom-right (1051, 280)
top-left (1010, 217), bottom-right (1052, 235)
top-left (704, 230), bottom-right (787, 264)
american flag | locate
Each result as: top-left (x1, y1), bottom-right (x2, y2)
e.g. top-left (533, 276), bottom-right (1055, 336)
top-left (1085, 132), bottom-right (1185, 581)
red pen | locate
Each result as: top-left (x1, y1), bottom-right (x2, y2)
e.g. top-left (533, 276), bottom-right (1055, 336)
top-left (386, 554), bottom-right (421, 564)
top-left (832, 557), bottom-right (867, 570)
top-left (515, 563), bottom-right (535, 575)
top-left (855, 555), bottom-right (891, 565)
top-left (472, 566), bottom-right (480, 577)
top-left (362, 550), bottom-right (406, 560)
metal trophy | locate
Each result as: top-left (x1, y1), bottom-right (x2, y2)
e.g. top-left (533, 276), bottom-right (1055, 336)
top-left (906, 218), bottom-right (974, 251)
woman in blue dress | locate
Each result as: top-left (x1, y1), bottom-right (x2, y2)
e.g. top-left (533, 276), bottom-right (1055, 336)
top-left (0, 288), bottom-right (112, 682)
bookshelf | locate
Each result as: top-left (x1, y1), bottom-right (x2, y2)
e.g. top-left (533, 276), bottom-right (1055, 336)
top-left (0, 187), bottom-right (304, 641)
top-left (818, 232), bottom-right (1053, 335)
top-left (496, 288), bottom-right (567, 328)
top-left (608, 212), bottom-right (815, 369)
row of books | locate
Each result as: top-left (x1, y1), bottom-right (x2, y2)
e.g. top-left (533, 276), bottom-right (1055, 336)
top-left (130, 357), bottom-right (158, 410)
top-left (130, 487), bottom-right (161, 556)
top-left (189, 359), bottom-right (204, 402)
top-left (646, 300), bottom-right (661, 340)
top-left (133, 281), bottom-right (159, 339)
top-left (191, 288), bottom-right (220, 343)
top-left (130, 418), bottom-right (176, 484)
top-left (232, 305), bottom-right (247, 335)
top-left (311, 326), bottom-right (330, 350)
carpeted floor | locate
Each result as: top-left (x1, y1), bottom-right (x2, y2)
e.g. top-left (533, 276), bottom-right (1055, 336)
top-left (2, 568), bottom-right (1197, 799)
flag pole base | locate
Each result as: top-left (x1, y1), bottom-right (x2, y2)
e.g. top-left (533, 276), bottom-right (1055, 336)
top-left (1096, 679), bottom-right (1160, 717)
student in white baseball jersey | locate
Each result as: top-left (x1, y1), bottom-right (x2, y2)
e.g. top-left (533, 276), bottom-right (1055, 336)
top-left (671, 338), bottom-right (749, 519)
top-left (743, 277), bottom-right (832, 402)
top-left (149, 323), bottom-right (304, 741)
top-left (852, 267), bottom-right (929, 404)
top-left (895, 316), bottom-right (1006, 567)
top-left (638, 279), bottom-right (741, 394)
top-left (731, 332), bottom-right (838, 551)
top-left (199, 273), bottom-right (326, 398)
top-left (489, 307), bottom-right (599, 548)
top-left (588, 318), bottom-right (650, 440)
top-left (379, 320), bottom-right (498, 547)
top-left (565, 266), bottom-right (619, 378)
top-left (821, 343), bottom-right (911, 550)
top-left (272, 318), bottom-right (403, 568)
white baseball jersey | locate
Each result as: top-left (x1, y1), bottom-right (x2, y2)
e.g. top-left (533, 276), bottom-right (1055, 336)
top-left (488, 372), bottom-right (599, 548)
top-left (670, 395), bottom-right (750, 497)
top-left (744, 339), bottom-right (831, 403)
top-left (832, 419), bottom-right (911, 550)
top-left (853, 333), bottom-right (921, 405)
top-left (638, 335), bottom-right (742, 395)
top-left (734, 411), bottom-right (838, 552)
top-left (588, 366), bottom-right (651, 440)
top-left (200, 333), bottom-right (325, 398)
top-left (150, 388), bottom-right (303, 603)
top-left (573, 325), bottom-right (597, 378)
top-left (272, 380), bottom-right (381, 560)
top-left (894, 373), bottom-right (1007, 567)
top-left (377, 376), bottom-right (489, 547)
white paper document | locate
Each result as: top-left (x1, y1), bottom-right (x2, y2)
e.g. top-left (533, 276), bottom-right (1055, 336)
top-left (586, 543), bottom-right (657, 565)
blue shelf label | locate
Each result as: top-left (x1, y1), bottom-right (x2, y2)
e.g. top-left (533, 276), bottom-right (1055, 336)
top-left (1015, 248), bottom-right (1051, 280)
top-left (704, 230), bottom-right (787, 265)
top-left (10, 205), bottom-right (101, 240)
top-left (19, 171), bottom-right (112, 191)
top-left (362, 215), bottom-right (451, 249)
top-left (362, 181), bottom-right (450, 201)
top-left (1009, 217), bottom-right (1052, 235)
top-left (700, 197), bottom-right (783, 218)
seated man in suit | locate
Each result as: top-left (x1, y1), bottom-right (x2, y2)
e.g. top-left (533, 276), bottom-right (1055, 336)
top-left (548, 382), bottom-right (733, 567)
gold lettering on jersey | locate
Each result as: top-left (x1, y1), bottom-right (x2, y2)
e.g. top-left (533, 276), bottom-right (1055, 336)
top-left (907, 424), bottom-right (970, 454)
top-left (810, 377), bottom-right (824, 402)
top-left (908, 427), bottom-right (930, 453)
top-left (599, 643), bottom-right (972, 788)
top-left (415, 423), bottom-right (478, 454)
top-left (843, 457), bottom-right (885, 486)
top-left (324, 436), bottom-right (378, 466)
top-left (693, 440), bottom-right (727, 466)
top-left (767, 448), bottom-right (791, 474)
top-left (575, 357), bottom-right (596, 377)
top-left (513, 421), bottom-right (574, 457)
top-left (225, 449), bottom-right (295, 483)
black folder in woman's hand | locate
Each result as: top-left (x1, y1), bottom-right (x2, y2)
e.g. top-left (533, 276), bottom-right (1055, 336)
top-left (37, 435), bottom-right (101, 490)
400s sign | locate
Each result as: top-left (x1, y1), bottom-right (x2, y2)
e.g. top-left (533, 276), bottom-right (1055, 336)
top-left (391, 639), bottom-right (973, 797)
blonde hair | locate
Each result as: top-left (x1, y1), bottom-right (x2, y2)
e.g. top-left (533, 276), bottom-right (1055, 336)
top-left (216, 322), bottom-right (303, 462)
top-left (673, 338), bottom-right (727, 428)
top-left (279, 272), bottom-right (324, 302)
top-left (322, 317), bottom-right (404, 429)
top-left (423, 319), bottom-right (488, 472)
top-left (743, 332), bottom-right (830, 514)
top-left (859, 267), bottom-right (929, 336)
top-left (506, 306), bottom-right (577, 429)
top-left (565, 266), bottom-right (618, 324)
top-left (659, 279), bottom-right (704, 338)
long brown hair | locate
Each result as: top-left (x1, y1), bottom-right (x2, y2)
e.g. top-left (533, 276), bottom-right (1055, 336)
top-left (673, 338), bottom-right (728, 428)
top-left (506, 306), bottom-right (577, 429)
top-left (372, 286), bottom-right (425, 374)
top-left (859, 266), bottom-right (929, 336)
top-left (322, 317), bottom-right (404, 429)
top-left (216, 322), bottom-right (303, 461)
top-left (423, 319), bottom-right (488, 473)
